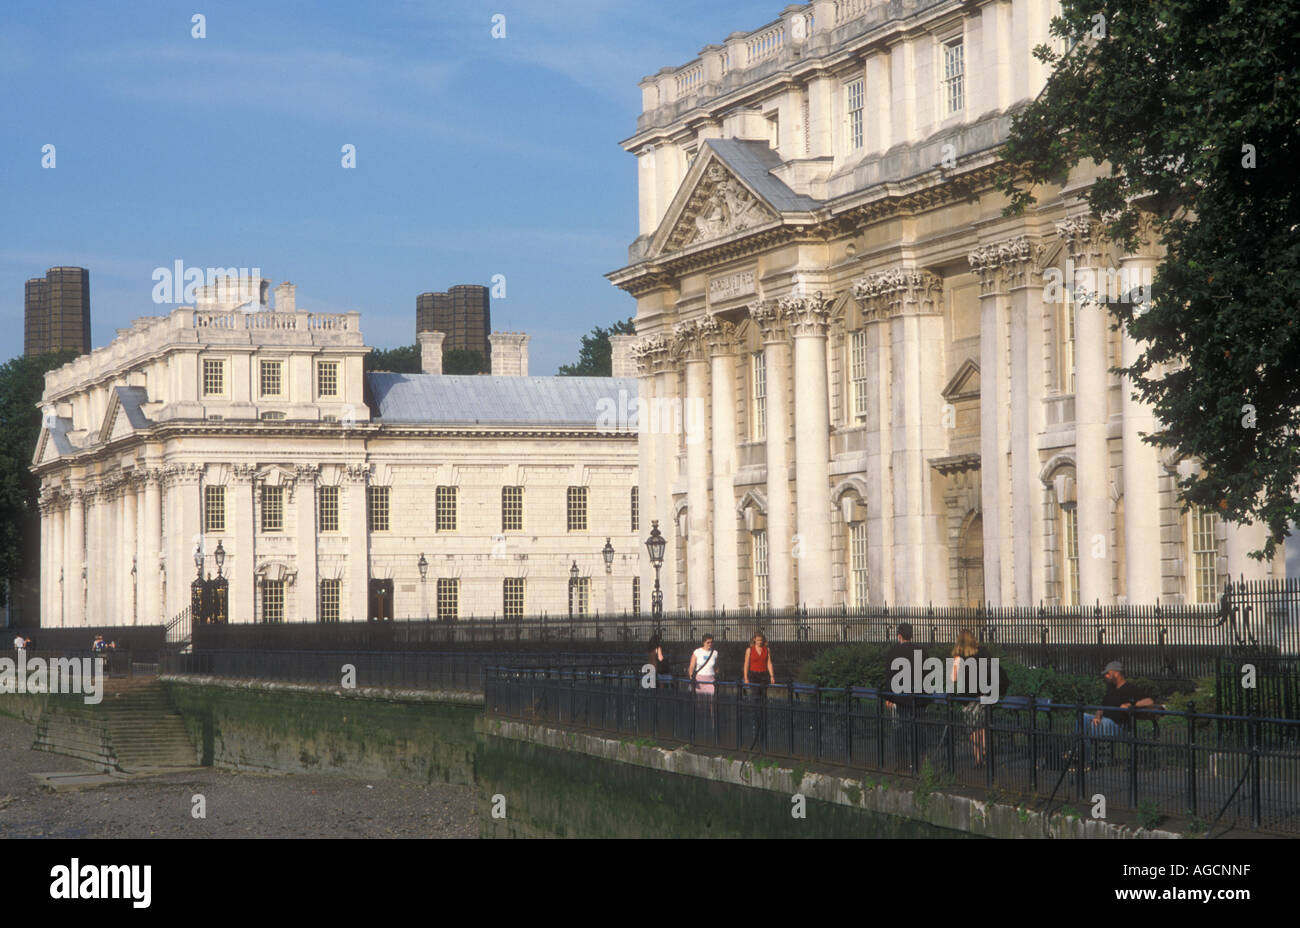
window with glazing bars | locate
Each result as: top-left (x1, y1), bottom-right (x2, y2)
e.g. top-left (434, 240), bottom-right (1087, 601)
top-left (752, 352), bottom-right (767, 441)
top-left (437, 578), bottom-right (459, 620)
top-left (202, 359), bottom-right (225, 396)
top-left (1061, 506), bottom-right (1080, 606)
top-left (261, 485), bottom-right (284, 532)
top-left (850, 330), bottom-right (869, 419)
top-left (259, 359), bottom-right (283, 397)
top-left (753, 531), bottom-right (769, 611)
top-left (262, 580), bottom-right (285, 623)
top-left (631, 487), bottom-right (639, 531)
top-left (632, 576), bottom-right (641, 615)
top-left (850, 521), bottom-right (869, 607)
top-left (203, 485), bottom-right (225, 533)
top-left (319, 579), bottom-right (340, 623)
top-left (1062, 295), bottom-right (1077, 393)
top-left (845, 77), bottom-right (864, 150)
top-left (503, 578), bottom-right (525, 618)
top-left (942, 37), bottom-right (964, 115)
top-left (436, 486), bottom-right (458, 532)
top-left (502, 486), bottom-right (523, 531)
top-left (1191, 506), bottom-right (1219, 604)
top-left (318, 485), bottom-right (339, 532)
top-left (317, 360), bottom-right (339, 398)
top-left (567, 486), bottom-right (588, 531)
top-left (573, 577), bottom-right (591, 617)
top-left (368, 486), bottom-right (390, 532)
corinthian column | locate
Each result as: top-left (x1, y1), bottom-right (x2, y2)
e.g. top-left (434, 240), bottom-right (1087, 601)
top-left (142, 470), bottom-right (161, 625)
top-left (67, 486), bottom-right (85, 626)
top-left (701, 316), bottom-right (740, 610)
top-left (750, 300), bottom-right (794, 610)
top-left (785, 296), bottom-right (834, 607)
top-left (631, 339), bottom-right (660, 613)
top-left (674, 320), bottom-right (713, 611)
top-left (1058, 216), bottom-right (1113, 605)
top-left (1116, 221), bottom-right (1163, 603)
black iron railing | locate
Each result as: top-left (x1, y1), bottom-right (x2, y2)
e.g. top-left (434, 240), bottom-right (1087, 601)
top-left (160, 649), bottom-right (640, 692)
top-left (483, 666), bottom-right (1300, 835)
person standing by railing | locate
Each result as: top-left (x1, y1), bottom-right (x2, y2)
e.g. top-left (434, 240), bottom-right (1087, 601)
top-left (743, 632), bottom-right (774, 688)
top-left (647, 633), bottom-right (672, 684)
top-left (688, 634), bottom-right (718, 695)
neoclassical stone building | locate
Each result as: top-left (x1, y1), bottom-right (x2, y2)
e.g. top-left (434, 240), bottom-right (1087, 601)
top-left (607, 0), bottom-right (1282, 611)
top-left (33, 277), bottom-right (640, 626)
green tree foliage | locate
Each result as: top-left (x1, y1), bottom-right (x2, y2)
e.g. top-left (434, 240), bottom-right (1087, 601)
top-left (0, 350), bottom-right (79, 603)
top-left (364, 344), bottom-right (421, 373)
top-left (999, 0), bottom-right (1300, 558)
top-left (444, 349), bottom-right (486, 375)
top-left (557, 317), bottom-right (636, 377)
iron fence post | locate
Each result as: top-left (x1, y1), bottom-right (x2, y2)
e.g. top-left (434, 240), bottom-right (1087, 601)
top-left (1187, 700), bottom-right (1198, 819)
top-left (814, 684), bottom-right (822, 761)
top-left (1028, 694), bottom-right (1038, 793)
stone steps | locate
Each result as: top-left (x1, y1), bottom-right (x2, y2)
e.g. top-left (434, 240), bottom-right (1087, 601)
top-left (32, 680), bottom-right (198, 773)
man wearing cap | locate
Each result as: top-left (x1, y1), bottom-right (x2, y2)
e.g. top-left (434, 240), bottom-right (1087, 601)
top-left (1086, 661), bottom-right (1155, 736)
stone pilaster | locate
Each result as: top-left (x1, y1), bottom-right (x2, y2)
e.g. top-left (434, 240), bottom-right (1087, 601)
top-left (66, 487), bottom-right (85, 626)
top-left (297, 465), bottom-right (320, 623)
top-left (345, 463), bottom-right (371, 621)
top-left (142, 471), bottom-right (161, 626)
top-left (123, 480), bottom-right (138, 624)
top-left (230, 464), bottom-right (256, 623)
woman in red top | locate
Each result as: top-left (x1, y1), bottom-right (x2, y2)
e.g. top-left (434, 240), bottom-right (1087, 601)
top-left (743, 632), bottom-right (775, 687)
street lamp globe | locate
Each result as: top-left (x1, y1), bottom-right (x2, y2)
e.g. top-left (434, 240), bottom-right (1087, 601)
top-left (194, 545), bottom-right (204, 576)
top-left (214, 540), bottom-right (226, 575)
top-left (645, 521), bottom-right (666, 568)
top-left (570, 560), bottom-right (580, 582)
top-left (602, 538), bottom-right (615, 570)
top-left (418, 552), bottom-right (429, 581)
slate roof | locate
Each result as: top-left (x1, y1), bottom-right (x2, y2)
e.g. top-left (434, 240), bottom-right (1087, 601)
top-left (113, 385), bottom-right (153, 429)
top-left (43, 417), bottom-right (76, 456)
top-left (702, 138), bottom-right (822, 212)
top-left (366, 373), bottom-right (637, 428)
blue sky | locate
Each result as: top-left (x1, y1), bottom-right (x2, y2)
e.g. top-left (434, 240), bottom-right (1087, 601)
top-left (0, 0), bottom-right (776, 374)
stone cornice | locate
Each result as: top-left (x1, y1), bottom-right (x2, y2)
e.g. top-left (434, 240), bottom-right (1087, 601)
top-left (851, 267), bottom-right (944, 322)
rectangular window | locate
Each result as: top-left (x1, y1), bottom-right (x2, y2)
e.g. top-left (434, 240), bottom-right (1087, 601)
top-left (262, 580), bottom-right (285, 623)
top-left (436, 486), bottom-right (458, 532)
top-left (631, 486), bottom-right (639, 532)
top-left (437, 578), bottom-right (459, 620)
top-left (1061, 506), bottom-right (1080, 607)
top-left (850, 521), bottom-right (869, 607)
top-left (753, 531), bottom-right (770, 611)
top-left (368, 486), bottom-right (390, 533)
top-left (319, 579), bottom-right (341, 623)
top-left (202, 358), bottom-right (225, 397)
top-left (850, 330), bottom-right (869, 420)
top-left (261, 485), bottom-right (284, 533)
top-left (259, 359), bottom-right (283, 398)
top-left (766, 112), bottom-right (780, 149)
top-left (752, 352), bottom-right (767, 441)
top-left (318, 485), bottom-right (339, 532)
top-left (572, 577), bottom-right (591, 617)
top-left (503, 578), bottom-right (525, 618)
top-left (942, 37), bottom-right (965, 116)
top-left (845, 77), bottom-right (864, 150)
top-left (632, 576), bottom-right (641, 615)
top-left (317, 360), bottom-right (340, 398)
top-left (501, 486), bottom-right (524, 531)
top-left (1191, 506), bottom-right (1219, 604)
top-left (567, 486), bottom-right (588, 532)
top-left (203, 485), bottom-right (225, 533)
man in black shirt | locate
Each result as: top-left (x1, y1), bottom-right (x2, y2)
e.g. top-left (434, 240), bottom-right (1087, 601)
top-left (1086, 661), bottom-right (1155, 735)
top-left (882, 623), bottom-right (928, 709)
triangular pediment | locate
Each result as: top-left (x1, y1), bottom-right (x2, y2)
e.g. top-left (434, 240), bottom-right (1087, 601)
top-left (35, 428), bottom-right (57, 465)
top-left (650, 150), bottom-right (781, 258)
top-left (942, 358), bottom-right (981, 401)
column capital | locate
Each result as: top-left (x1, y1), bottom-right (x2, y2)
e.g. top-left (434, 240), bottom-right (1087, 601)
top-left (851, 267), bottom-right (943, 320)
top-left (631, 334), bottom-right (672, 375)
top-left (699, 314), bottom-right (738, 356)
top-left (747, 299), bottom-right (789, 343)
top-left (671, 319), bottom-right (711, 363)
top-left (1054, 215), bottom-right (1110, 266)
top-left (782, 295), bottom-right (834, 337)
top-left (344, 463), bottom-right (371, 483)
top-left (295, 463), bottom-right (321, 484)
top-left (231, 463), bottom-right (258, 483)
top-left (967, 235), bottom-right (1044, 294)
top-left (164, 463), bottom-right (203, 487)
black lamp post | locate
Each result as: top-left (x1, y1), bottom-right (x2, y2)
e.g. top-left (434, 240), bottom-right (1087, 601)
top-left (417, 553), bottom-right (428, 621)
top-left (602, 538), bottom-right (614, 574)
top-left (645, 520), bottom-right (666, 622)
top-left (569, 560), bottom-right (580, 618)
top-left (130, 557), bottom-right (137, 625)
top-left (191, 542), bottom-right (230, 626)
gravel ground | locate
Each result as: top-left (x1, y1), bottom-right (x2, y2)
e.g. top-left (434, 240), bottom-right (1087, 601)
top-left (0, 711), bottom-right (478, 838)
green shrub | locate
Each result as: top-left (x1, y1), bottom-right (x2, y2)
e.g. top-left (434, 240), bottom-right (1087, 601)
top-left (798, 643), bottom-right (892, 691)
